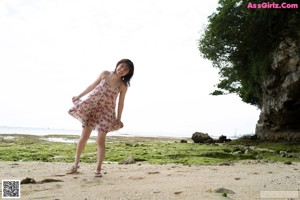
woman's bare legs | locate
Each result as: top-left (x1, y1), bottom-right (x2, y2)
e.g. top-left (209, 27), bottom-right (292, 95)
top-left (73, 126), bottom-right (93, 170)
top-left (95, 131), bottom-right (107, 175)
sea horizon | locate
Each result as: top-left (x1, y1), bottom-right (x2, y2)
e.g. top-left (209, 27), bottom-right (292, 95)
top-left (0, 126), bottom-right (244, 139)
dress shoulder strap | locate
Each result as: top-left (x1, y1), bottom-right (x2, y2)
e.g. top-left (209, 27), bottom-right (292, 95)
top-left (102, 71), bottom-right (110, 81)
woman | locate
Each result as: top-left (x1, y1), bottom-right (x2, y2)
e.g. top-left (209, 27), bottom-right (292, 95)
top-left (68, 59), bottom-right (134, 177)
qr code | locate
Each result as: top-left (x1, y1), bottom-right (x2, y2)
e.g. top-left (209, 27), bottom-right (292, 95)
top-left (2, 180), bottom-right (20, 199)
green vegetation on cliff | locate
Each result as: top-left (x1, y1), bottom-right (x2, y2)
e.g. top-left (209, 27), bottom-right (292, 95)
top-left (198, 0), bottom-right (299, 107)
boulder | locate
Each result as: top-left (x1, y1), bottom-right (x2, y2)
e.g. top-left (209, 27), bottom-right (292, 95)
top-left (191, 132), bottom-right (213, 143)
top-left (219, 135), bottom-right (227, 142)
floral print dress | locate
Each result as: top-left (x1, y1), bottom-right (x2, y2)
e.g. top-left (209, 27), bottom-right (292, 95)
top-left (68, 72), bottom-right (121, 133)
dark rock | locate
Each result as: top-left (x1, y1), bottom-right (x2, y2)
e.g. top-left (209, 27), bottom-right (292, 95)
top-left (214, 187), bottom-right (235, 194)
top-left (40, 178), bottom-right (63, 183)
top-left (21, 177), bottom-right (36, 184)
top-left (204, 138), bottom-right (214, 144)
top-left (180, 139), bottom-right (187, 143)
top-left (216, 135), bottom-right (232, 143)
top-left (284, 161), bottom-right (292, 165)
top-left (191, 132), bottom-right (213, 143)
top-left (219, 135), bottom-right (227, 142)
top-left (174, 191), bottom-right (183, 195)
top-left (148, 171), bottom-right (160, 174)
top-left (240, 134), bottom-right (257, 140)
top-left (219, 162), bottom-right (232, 166)
top-left (21, 178), bottom-right (63, 184)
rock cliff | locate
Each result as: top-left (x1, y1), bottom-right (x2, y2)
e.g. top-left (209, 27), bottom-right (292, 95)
top-left (256, 37), bottom-right (300, 141)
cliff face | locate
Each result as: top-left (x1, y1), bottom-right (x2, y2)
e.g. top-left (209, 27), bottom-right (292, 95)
top-left (256, 38), bottom-right (300, 141)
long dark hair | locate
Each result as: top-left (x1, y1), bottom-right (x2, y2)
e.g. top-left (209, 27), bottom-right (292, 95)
top-left (115, 59), bottom-right (134, 86)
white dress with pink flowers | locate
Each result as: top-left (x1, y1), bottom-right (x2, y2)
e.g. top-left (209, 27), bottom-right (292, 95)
top-left (68, 73), bottom-right (121, 133)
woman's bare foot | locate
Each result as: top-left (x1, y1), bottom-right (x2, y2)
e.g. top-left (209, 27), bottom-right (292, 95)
top-left (95, 172), bottom-right (102, 177)
top-left (67, 165), bottom-right (80, 174)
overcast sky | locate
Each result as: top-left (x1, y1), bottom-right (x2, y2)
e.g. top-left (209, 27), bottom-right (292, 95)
top-left (0, 0), bottom-right (260, 137)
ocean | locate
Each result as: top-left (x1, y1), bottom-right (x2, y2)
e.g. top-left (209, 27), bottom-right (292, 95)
top-left (0, 126), bottom-right (81, 136)
top-left (0, 126), bottom-right (193, 138)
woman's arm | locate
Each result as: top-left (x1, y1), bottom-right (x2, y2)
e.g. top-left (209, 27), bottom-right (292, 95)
top-left (72, 71), bottom-right (108, 102)
top-left (116, 84), bottom-right (128, 124)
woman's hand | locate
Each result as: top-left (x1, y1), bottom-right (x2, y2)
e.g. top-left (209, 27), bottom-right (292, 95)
top-left (72, 96), bottom-right (80, 103)
top-left (118, 120), bottom-right (124, 128)
top-left (114, 119), bottom-right (124, 129)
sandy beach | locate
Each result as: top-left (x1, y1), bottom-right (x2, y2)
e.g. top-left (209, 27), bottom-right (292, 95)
top-left (1, 161), bottom-right (300, 200)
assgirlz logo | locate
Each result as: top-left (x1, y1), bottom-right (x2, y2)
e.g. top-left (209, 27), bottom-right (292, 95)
top-left (247, 2), bottom-right (298, 9)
